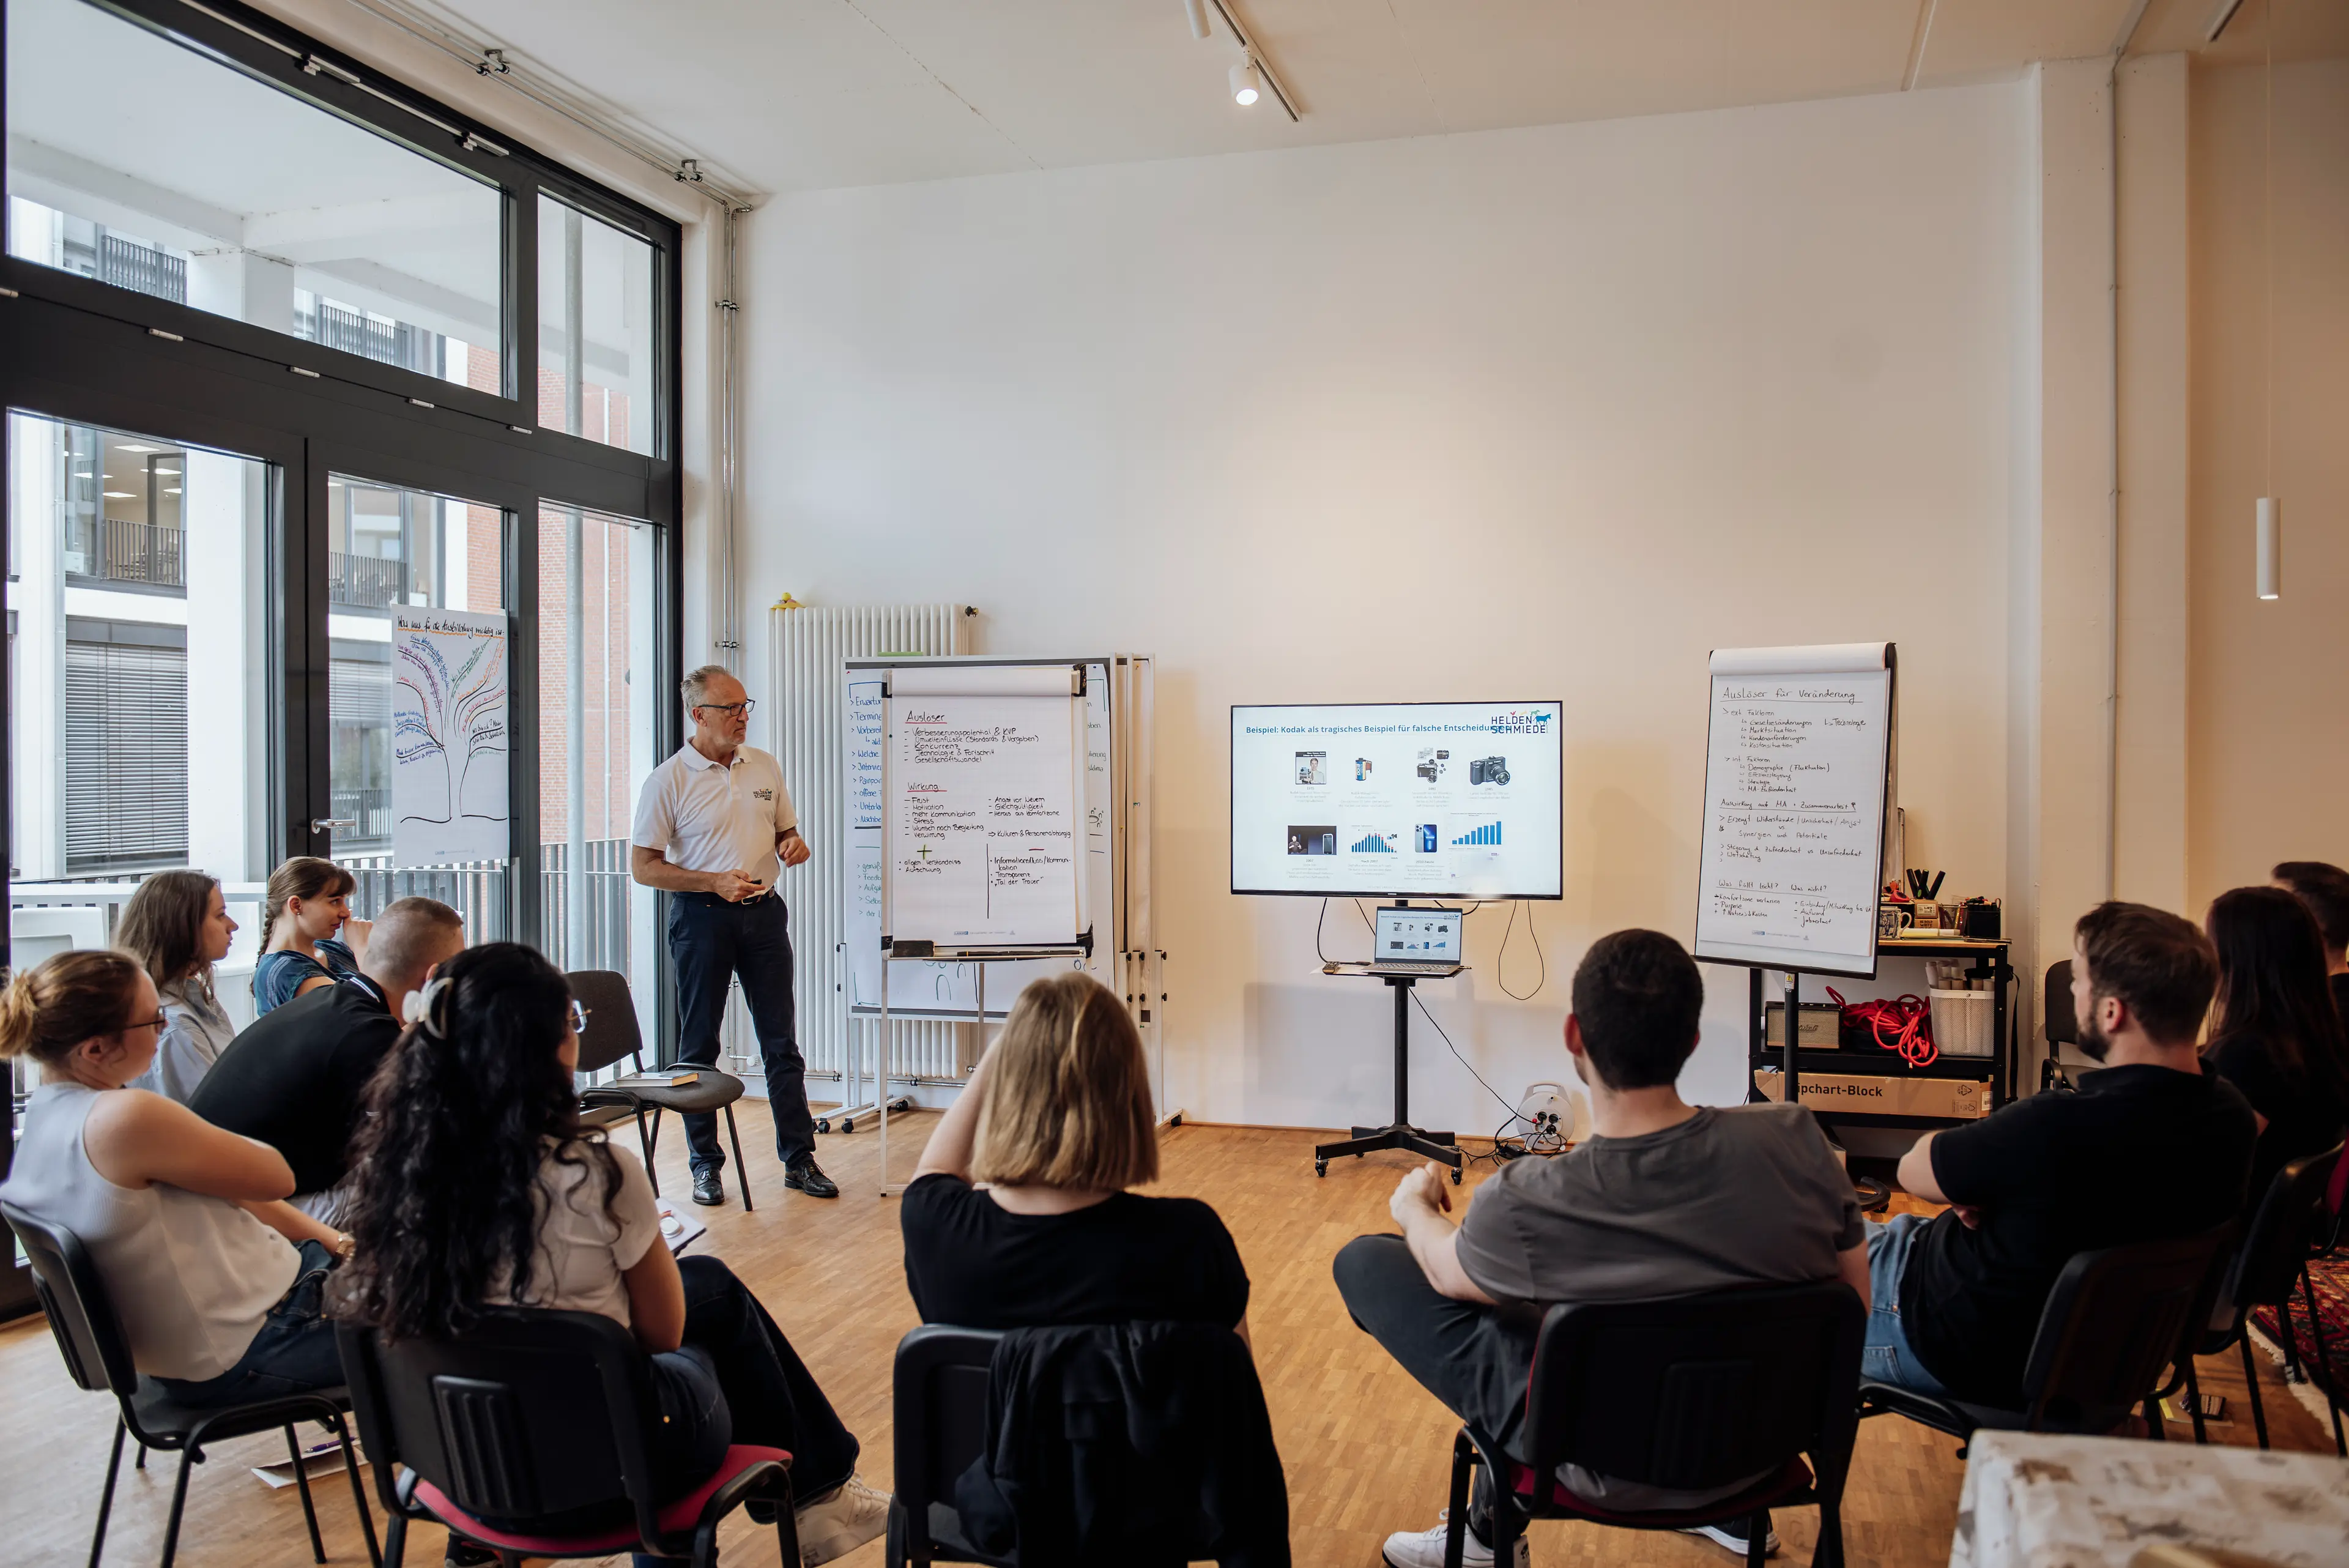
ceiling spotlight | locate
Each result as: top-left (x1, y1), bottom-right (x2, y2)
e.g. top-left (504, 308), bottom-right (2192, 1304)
top-left (1231, 56), bottom-right (1261, 106)
top-left (1184, 0), bottom-right (1210, 40)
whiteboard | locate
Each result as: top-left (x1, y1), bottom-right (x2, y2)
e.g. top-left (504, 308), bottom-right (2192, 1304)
top-left (1692, 643), bottom-right (1894, 978)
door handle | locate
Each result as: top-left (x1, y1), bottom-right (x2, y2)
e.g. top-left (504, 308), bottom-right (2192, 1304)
top-left (311, 819), bottom-right (357, 833)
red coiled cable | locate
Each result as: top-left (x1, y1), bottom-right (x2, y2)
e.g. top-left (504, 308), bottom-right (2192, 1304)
top-left (1827, 987), bottom-right (1937, 1068)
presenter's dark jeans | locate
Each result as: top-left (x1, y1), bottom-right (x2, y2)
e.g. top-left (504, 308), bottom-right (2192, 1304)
top-left (669, 891), bottom-right (816, 1172)
top-left (1334, 1235), bottom-right (1537, 1544)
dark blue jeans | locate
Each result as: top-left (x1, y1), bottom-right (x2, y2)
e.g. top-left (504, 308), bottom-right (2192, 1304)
top-left (152, 1240), bottom-right (343, 1408)
top-left (633, 1255), bottom-right (860, 1568)
top-left (668, 892), bottom-right (815, 1173)
top-left (1861, 1215), bottom-right (1951, 1396)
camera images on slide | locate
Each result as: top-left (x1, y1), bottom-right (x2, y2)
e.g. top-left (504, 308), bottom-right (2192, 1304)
top-left (1232, 701), bottom-right (1564, 901)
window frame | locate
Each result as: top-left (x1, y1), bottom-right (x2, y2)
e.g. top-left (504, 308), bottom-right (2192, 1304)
top-left (0, 0), bottom-right (685, 1006)
top-left (2, 0), bottom-right (680, 455)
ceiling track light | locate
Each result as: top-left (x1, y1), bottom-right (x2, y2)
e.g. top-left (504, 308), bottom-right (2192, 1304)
top-left (1186, 0), bottom-right (1300, 119)
top-left (1230, 55), bottom-right (1262, 106)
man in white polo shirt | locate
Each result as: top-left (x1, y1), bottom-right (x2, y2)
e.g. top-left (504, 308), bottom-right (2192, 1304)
top-left (631, 664), bottom-right (836, 1203)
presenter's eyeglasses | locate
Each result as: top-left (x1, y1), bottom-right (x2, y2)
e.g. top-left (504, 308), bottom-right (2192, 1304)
top-left (694, 699), bottom-right (755, 718)
top-left (568, 1000), bottom-right (590, 1035)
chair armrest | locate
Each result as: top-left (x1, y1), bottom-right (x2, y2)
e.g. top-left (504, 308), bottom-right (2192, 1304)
top-left (1857, 1380), bottom-right (1975, 1438)
top-left (700, 1456), bottom-right (793, 1523)
top-left (579, 1087), bottom-right (644, 1111)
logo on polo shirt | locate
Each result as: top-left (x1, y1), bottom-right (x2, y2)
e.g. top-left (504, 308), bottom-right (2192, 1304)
top-left (754, 787), bottom-right (774, 801)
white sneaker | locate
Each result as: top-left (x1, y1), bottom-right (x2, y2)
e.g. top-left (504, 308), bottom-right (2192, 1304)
top-left (1679, 1520), bottom-right (1780, 1558)
top-left (794, 1475), bottom-right (891, 1566)
top-left (1382, 1508), bottom-right (1524, 1568)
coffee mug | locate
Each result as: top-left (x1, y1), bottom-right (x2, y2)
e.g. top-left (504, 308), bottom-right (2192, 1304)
top-left (1879, 902), bottom-right (1913, 939)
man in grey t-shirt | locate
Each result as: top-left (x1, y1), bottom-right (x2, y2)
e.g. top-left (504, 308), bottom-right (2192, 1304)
top-left (1334, 929), bottom-right (1867, 1568)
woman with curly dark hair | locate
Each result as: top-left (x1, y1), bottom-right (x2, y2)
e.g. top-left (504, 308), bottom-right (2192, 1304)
top-left (336, 942), bottom-right (886, 1566)
top-left (2203, 886), bottom-right (2349, 1206)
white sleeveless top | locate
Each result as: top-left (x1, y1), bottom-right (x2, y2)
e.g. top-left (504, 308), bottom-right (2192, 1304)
top-left (0, 1082), bottom-right (298, 1381)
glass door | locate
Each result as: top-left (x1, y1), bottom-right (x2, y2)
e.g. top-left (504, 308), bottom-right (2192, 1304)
top-left (325, 474), bottom-right (512, 944)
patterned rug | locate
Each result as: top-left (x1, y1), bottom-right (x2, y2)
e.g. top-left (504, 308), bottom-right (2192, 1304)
top-left (2251, 1250), bottom-right (2348, 1425)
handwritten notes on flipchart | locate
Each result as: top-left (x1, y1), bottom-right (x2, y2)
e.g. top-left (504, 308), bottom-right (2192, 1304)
top-left (1693, 644), bottom-right (1893, 976)
top-left (888, 693), bottom-right (1080, 947)
top-left (847, 665), bottom-right (1110, 1015)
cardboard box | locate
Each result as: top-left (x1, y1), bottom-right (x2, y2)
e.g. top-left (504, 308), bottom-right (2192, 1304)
top-left (1762, 1002), bottom-right (1844, 1049)
top-left (1752, 1068), bottom-right (1989, 1120)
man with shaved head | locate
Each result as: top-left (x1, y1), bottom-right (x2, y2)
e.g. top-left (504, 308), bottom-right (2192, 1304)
top-left (191, 896), bottom-right (467, 1232)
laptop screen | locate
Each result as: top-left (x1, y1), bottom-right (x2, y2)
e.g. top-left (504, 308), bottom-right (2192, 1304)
top-left (1374, 906), bottom-right (1463, 964)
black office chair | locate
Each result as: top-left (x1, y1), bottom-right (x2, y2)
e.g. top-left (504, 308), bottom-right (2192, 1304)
top-left (1444, 1282), bottom-right (1865, 1568)
top-left (2041, 960), bottom-right (2078, 1090)
top-left (335, 1307), bottom-right (798, 1567)
top-left (2184, 1144), bottom-right (2344, 1452)
top-left (2, 1201), bottom-right (378, 1568)
top-left (569, 968), bottom-right (754, 1209)
top-left (1859, 1223), bottom-right (2233, 1449)
top-left (887, 1326), bottom-right (1014, 1568)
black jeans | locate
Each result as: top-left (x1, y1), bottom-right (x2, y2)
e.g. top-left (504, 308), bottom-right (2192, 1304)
top-left (1333, 1235), bottom-right (1537, 1543)
top-left (668, 892), bottom-right (816, 1172)
top-left (633, 1255), bottom-right (861, 1567)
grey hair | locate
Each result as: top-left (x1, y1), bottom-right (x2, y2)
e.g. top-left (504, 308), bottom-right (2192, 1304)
top-left (681, 664), bottom-right (735, 708)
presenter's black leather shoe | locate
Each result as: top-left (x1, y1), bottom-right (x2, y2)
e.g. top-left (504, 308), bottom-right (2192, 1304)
top-left (690, 1169), bottom-right (725, 1206)
top-left (785, 1159), bottom-right (839, 1198)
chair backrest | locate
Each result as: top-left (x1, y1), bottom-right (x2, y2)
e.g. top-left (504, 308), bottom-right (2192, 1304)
top-left (336, 1307), bottom-right (666, 1546)
top-left (1517, 1282), bottom-right (1866, 1497)
top-left (892, 1326), bottom-right (1007, 1559)
top-left (566, 969), bottom-right (646, 1078)
top-left (2018, 1223), bottom-right (2232, 1428)
top-left (2043, 961), bottom-right (2077, 1046)
top-left (2230, 1145), bottom-right (2345, 1313)
top-left (1, 1200), bottom-right (137, 1399)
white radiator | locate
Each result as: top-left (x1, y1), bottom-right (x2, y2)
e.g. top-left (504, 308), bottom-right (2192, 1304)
top-left (730, 604), bottom-right (969, 1093)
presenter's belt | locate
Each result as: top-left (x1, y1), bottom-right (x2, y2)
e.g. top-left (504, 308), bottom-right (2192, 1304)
top-left (676, 889), bottom-right (779, 909)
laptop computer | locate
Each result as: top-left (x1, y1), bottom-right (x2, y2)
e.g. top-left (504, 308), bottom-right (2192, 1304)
top-left (1367, 905), bottom-right (1465, 976)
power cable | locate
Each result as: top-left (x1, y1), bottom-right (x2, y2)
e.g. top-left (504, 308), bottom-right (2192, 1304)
top-left (1493, 899), bottom-right (1546, 1001)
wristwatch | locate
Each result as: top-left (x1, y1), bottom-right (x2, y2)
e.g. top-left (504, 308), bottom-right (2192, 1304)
top-left (332, 1232), bottom-right (357, 1261)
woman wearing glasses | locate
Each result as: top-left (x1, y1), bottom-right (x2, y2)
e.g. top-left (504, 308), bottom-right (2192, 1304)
top-left (338, 942), bottom-right (889, 1567)
top-left (0, 950), bottom-right (352, 1406)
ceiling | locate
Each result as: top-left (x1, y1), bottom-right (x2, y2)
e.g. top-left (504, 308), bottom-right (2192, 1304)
top-left (385, 0), bottom-right (2340, 199)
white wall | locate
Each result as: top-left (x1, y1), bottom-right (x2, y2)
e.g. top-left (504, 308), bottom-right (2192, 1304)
top-left (739, 82), bottom-right (2032, 1133)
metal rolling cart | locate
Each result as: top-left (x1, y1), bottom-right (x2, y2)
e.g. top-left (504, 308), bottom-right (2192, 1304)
top-left (1745, 937), bottom-right (2017, 1146)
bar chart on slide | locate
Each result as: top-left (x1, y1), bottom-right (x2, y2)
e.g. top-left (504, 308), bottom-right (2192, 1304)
top-left (1451, 821), bottom-right (1502, 847)
top-left (1351, 831), bottom-right (1399, 853)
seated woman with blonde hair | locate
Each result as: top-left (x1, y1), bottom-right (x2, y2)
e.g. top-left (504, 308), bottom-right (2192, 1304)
top-left (901, 972), bottom-right (1251, 1342)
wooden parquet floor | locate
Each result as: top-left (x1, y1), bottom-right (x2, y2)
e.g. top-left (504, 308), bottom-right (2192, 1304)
top-left (0, 1102), bottom-right (2330, 1567)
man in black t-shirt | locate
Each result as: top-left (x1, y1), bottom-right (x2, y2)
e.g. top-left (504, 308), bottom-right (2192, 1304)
top-left (190, 897), bottom-right (465, 1224)
top-left (2273, 860), bottom-right (2349, 1023)
top-left (1868, 902), bottom-right (2257, 1408)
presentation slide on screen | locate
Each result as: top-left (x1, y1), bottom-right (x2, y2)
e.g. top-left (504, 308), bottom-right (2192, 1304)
top-left (1231, 702), bottom-right (1563, 899)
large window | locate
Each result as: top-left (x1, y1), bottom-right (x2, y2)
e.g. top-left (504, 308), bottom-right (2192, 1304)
top-left (5, 0), bottom-right (504, 395)
top-left (537, 503), bottom-right (661, 1036)
top-left (538, 196), bottom-right (656, 455)
top-left (7, 409), bottom-right (272, 994)
top-left (325, 476), bottom-right (510, 942)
